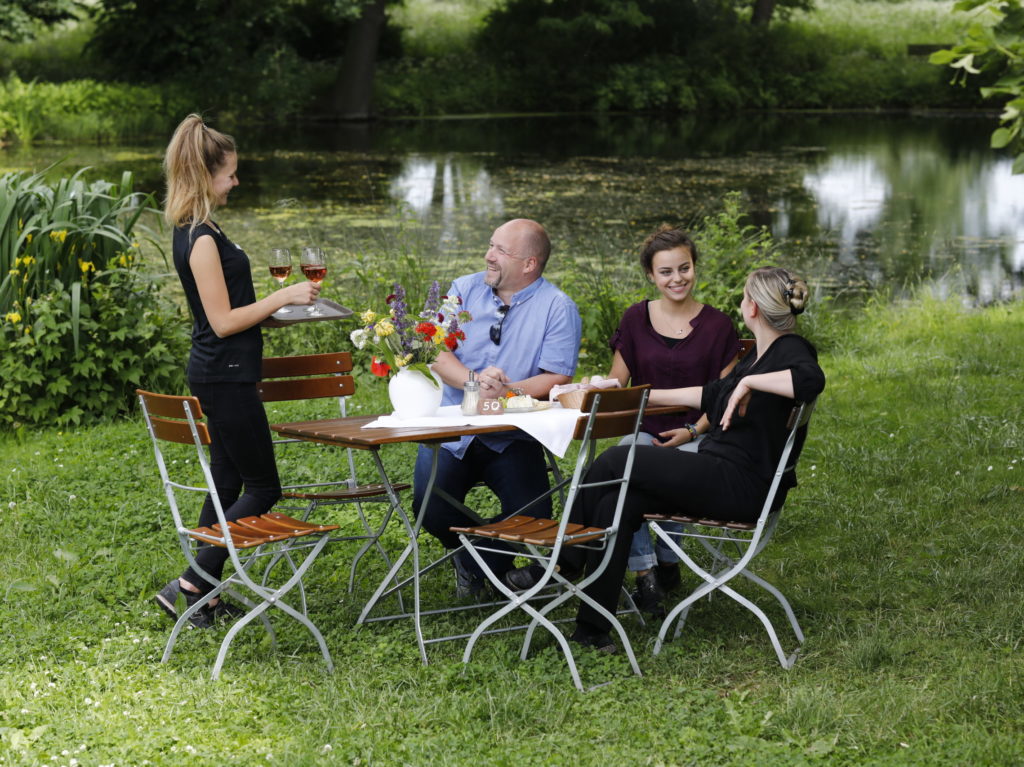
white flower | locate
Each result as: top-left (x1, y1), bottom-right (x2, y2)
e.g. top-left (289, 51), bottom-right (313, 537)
top-left (321, 745), bottom-right (332, 754)
top-left (349, 328), bottom-right (369, 349)
top-left (987, 466), bottom-right (993, 471)
top-left (7, 501), bottom-right (14, 508)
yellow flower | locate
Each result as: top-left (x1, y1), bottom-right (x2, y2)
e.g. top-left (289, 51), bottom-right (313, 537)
top-left (25, 233), bottom-right (32, 244)
top-left (49, 229), bottom-right (68, 243)
top-left (117, 254), bottom-right (128, 267)
top-left (78, 259), bottom-right (96, 274)
top-left (361, 309), bottom-right (377, 324)
top-left (16, 255), bottom-right (35, 266)
top-left (395, 353), bottom-right (413, 368)
top-left (4, 312), bottom-right (21, 324)
top-left (432, 328), bottom-right (447, 346)
top-left (8, 269), bottom-right (17, 276)
top-left (376, 319), bottom-right (395, 337)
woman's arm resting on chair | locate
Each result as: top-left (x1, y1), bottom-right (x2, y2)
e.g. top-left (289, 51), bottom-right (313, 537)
top-left (720, 370), bottom-right (795, 430)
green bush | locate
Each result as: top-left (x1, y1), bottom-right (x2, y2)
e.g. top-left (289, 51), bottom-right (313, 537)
top-left (0, 272), bottom-right (187, 429)
top-left (0, 74), bottom-right (187, 144)
top-left (0, 168), bottom-right (186, 428)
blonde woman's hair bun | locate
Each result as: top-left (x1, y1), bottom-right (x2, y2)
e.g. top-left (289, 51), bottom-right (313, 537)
top-left (746, 267), bottom-right (810, 332)
top-left (784, 277), bottom-right (808, 315)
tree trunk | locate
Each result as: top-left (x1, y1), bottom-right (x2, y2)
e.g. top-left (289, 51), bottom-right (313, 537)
top-left (331, 0), bottom-right (388, 120)
top-left (751, 0), bottom-right (775, 25)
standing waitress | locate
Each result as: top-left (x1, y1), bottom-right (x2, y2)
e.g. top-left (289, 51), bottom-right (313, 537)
top-left (154, 114), bottom-right (319, 627)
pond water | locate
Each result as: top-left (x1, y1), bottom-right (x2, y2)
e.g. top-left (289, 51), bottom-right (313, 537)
top-left (3, 112), bottom-right (1021, 304)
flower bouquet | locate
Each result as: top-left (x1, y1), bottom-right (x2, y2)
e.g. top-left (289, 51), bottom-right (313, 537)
top-left (350, 281), bottom-right (472, 387)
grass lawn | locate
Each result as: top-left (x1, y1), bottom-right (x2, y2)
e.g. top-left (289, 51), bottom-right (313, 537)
top-left (0, 297), bottom-right (1022, 765)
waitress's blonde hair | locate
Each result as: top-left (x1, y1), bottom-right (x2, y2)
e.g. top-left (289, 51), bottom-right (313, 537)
top-left (745, 266), bottom-right (809, 332)
top-left (163, 114), bottom-right (236, 229)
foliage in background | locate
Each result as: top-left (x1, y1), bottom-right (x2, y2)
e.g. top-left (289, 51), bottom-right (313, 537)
top-left (0, 0), bottom-right (991, 129)
top-left (0, 74), bottom-right (189, 144)
top-left (0, 0), bottom-right (84, 43)
top-left (0, 168), bottom-right (186, 428)
top-left (932, 0), bottom-right (1024, 172)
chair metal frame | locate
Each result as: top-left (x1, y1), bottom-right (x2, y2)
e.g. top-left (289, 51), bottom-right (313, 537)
top-left (137, 389), bottom-right (339, 679)
top-left (452, 385), bottom-right (651, 691)
top-left (260, 352), bottom-right (409, 594)
top-left (647, 399), bottom-right (817, 668)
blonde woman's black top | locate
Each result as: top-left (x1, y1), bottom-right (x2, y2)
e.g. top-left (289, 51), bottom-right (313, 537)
top-left (173, 222), bottom-right (262, 383)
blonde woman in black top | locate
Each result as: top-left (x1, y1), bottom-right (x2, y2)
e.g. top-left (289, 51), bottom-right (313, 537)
top-left (154, 114), bottom-right (318, 627)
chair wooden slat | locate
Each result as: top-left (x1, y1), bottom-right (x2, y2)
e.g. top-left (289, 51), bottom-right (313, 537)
top-left (258, 376), bottom-right (356, 403)
top-left (261, 352), bottom-right (352, 379)
top-left (449, 515), bottom-right (536, 537)
top-left (262, 512), bottom-right (341, 533)
top-left (283, 482), bottom-right (410, 501)
top-left (137, 390), bottom-right (203, 420)
top-left (149, 416), bottom-right (210, 445)
top-left (522, 523), bottom-right (607, 547)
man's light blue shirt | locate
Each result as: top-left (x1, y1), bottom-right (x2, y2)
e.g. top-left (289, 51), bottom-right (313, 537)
top-left (441, 271), bottom-right (581, 458)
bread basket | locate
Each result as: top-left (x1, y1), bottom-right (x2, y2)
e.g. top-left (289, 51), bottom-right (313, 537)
top-left (556, 388), bottom-right (589, 410)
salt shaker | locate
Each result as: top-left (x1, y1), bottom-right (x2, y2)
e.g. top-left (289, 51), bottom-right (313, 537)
top-left (461, 370), bottom-right (480, 415)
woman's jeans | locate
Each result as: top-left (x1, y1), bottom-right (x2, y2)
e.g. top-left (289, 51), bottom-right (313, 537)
top-left (621, 432), bottom-right (704, 572)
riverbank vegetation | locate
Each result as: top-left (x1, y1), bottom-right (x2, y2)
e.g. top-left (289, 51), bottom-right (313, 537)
top-left (0, 0), bottom-right (996, 145)
top-left (0, 294), bottom-right (1020, 764)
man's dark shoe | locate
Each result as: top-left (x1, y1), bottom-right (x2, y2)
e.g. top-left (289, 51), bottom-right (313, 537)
top-left (655, 561), bottom-right (682, 593)
top-left (569, 625), bottom-right (617, 654)
top-left (503, 564), bottom-right (547, 591)
top-left (452, 549), bottom-right (485, 600)
top-left (629, 570), bottom-right (666, 617)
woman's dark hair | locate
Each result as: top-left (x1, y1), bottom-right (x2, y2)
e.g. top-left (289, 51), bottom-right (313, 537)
top-left (640, 226), bottom-right (699, 273)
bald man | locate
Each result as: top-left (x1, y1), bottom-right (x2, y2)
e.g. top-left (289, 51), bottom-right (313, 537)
top-left (415, 219), bottom-right (582, 597)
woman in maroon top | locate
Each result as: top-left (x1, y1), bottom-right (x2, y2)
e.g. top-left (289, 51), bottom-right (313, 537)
top-left (607, 227), bottom-right (741, 616)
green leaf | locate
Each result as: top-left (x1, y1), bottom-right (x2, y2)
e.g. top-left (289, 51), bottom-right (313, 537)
top-left (928, 50), bottom-right (959, 65)
top-left (991, 126), bottom-right (1015, 148)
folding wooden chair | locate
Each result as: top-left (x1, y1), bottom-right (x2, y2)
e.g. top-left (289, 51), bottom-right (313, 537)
top-left (137, 389), bottom-right (340, 679)
top-left (259, 352), bottom-right (410, 592)
top-left (451, 385), bottom-right (651, 691)
top-left (646, 399), bottom-right (817, 668)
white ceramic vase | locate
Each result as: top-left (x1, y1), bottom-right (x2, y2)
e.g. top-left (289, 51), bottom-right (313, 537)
top-left (388, 368), bottom-right (443, 419)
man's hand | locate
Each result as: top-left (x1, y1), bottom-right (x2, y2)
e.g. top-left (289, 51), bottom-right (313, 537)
top-left (478, 366), bottom-right (509, 397)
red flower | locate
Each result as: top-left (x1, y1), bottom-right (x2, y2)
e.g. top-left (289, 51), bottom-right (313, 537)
top-left (455, 329), bottom-right (466, 341)
top-left (385, 293), bottom-right (397, 305)
top-left (444, 335), bottom-right (459, 351)
top-left (416, 321), bottom-right (437, 338)
top-left (370, 356), bottom-right (392, 377)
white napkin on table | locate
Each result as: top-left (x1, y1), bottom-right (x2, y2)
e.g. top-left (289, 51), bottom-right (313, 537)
top-left (362, 404), bottom-right (583, 458)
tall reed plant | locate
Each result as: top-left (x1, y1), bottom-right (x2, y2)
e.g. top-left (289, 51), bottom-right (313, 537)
top-left (0, 167), bottom-right (154, 348)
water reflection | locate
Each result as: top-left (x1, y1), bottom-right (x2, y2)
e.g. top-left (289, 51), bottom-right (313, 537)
top-left (390, 154), bottom-right (504, 250)
top-left (2, 114), bottom-right (1020, 302)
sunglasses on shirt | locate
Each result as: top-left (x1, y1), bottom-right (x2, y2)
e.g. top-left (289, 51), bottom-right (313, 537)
top-left (490, 304), bottom-right (510, 345)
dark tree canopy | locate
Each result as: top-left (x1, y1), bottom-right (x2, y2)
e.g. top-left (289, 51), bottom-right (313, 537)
top-left (0, 0), bottom-right (84, 42)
